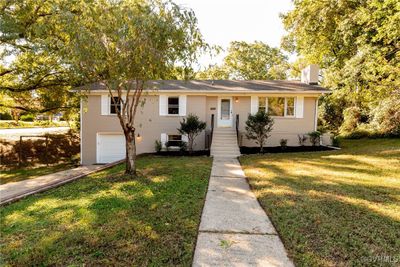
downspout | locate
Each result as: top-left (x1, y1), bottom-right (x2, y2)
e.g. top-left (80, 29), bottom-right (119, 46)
top-left (314, 98), bottom-right (318, 131)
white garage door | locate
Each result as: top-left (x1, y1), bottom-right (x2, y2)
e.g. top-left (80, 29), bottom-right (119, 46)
top-left (97, 134), bottom-right (125, 163)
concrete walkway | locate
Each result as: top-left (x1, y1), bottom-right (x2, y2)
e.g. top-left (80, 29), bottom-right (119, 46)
top-left (193, 157), bottom-right (294, 267)
top-left (0, 162), bottom-right (121, 205)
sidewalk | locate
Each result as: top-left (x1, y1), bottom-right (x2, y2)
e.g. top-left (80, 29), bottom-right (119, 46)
top-left (192, 157), bottom-right (294, 266)
top-left (0, 162), bottom-right (122, 205)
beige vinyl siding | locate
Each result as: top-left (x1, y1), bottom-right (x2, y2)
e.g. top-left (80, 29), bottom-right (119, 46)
top-left (81, 95), bottom-right (207, 165)
top-left (81, 94), bottom-right (319, 165)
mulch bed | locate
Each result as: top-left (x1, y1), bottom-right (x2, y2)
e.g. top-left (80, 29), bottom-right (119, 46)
top-left (240, 146), bottom-right (336, 154)
top-left (152, 150), bottom-right (210, 157)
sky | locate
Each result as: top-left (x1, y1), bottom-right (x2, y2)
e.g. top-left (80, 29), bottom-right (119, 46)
top-left (173, 0), bottom-right (295, 68)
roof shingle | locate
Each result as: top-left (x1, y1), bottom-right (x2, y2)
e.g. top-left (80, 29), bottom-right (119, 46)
top-left (81, 80), bottom-right (329, 93)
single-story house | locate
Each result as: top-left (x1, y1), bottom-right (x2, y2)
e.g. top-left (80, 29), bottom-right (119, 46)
top-left (80, 64), bottom-right (330, 165)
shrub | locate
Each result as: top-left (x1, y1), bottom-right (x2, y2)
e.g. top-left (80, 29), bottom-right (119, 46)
top-left (371, 97), bottom-right (400, 136)
top-left (319, 95), bottom-right (346, 132)
top-left (179, 141), bottom-right (187, 152)
top-left (339, 106), bottom-right (362, 134)
top-left (20, 114), bottom-right (35, 122)
top-left (332, 136), bottom-right (341, 147)
top-left (341, 129), bottom-right (371, 139)
top-left (280, 139), bottom-right (288, 149)
top-left (0, 112), bottom-right (12, 120)
top-left (245, 110), bottom-right (274, 153)
top-left (154, 140), bottom-right (162, 152)
top-left (178, 114), bottom-right (206, 154)
top-left (0, 132), bottom-right (80, 166)
top-left (298, 134), bottom-right (307, 146)
top-left (308, 131), bottom-right (321, 146)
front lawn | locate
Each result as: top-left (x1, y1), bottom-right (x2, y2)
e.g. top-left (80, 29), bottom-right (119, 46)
top-left (240, 139), bottom-right (400, 266)
top-left (0, 156), bottom-right (212, 266)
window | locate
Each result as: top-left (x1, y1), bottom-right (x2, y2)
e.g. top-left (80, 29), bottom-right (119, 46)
top-left (268, 97), bottom-right (285, 116)
top-left (110, 97), bottom-right (121, 114)
top-left (262, 97), bottom-right (296, 117)
top-left (167, 135), bottom-right (182, 147)
top-left (258, 98), bottom-right (266, 112)
top-left (286, 97), bottom-right (295, 116)
top-left (168, 97), bottom-right (179, 115)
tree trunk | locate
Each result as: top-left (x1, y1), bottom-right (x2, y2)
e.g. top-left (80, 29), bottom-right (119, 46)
top-left (125, 130), bottom-right (137, 176)
top-left (188, 137), bottom-right (193, 154)
top-left (259, 137), bottom-right (264, 153)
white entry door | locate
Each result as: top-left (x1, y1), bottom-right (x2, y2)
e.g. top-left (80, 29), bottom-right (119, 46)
top-left (97, 133), bottom-right (125, 163)
top-left (217, 97), bottom-right (233, 127)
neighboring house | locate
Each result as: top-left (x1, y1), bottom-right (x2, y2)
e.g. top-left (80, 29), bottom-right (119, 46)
top-left (80, 65), bottom-right (330, 165)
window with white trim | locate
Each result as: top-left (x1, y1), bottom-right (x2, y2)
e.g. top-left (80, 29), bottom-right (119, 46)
top-left (110, 97), bottom-right (121, 114)
top-left (168, 97), bottom-right (179, 115)
top-left (258, 97), bottom-right (266, 112)
top-left (286, 97), bottom-right (295, 116)
top-left (258, 97), bottom-right (296, 117)
top-left (167, 134), bottom-right (182, 147)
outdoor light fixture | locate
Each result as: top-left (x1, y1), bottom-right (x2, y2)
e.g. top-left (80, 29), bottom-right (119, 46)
top-left (136, 133), bottom-right (142, 142)
top-left (235, 97), bottom-right (239, 103)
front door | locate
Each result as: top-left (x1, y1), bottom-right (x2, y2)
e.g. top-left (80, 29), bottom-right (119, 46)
top-left (217, 97), bottom-right (233, 127)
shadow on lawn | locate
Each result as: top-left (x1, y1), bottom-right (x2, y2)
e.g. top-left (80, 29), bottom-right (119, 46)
top-left (248, 152), bottom-right (400, 266)
top-left (0, 157), bottom-right (211, 266)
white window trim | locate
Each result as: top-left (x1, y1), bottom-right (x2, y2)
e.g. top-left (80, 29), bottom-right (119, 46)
top-left (284, 97), bottom-right (296, 118)
top-left (101, 95), bottom-right (126, 116)
top-left (258, 97), bottom-right (297, 118)
top-left (166, 134), bottom-right (184, 149)
top-left (167, 96), bottom-right (180, 116)
top-left (159, 95), bottom-right (187, 117)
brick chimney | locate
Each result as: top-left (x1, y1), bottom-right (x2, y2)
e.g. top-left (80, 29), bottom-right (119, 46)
top-left (301, 64), bottom-right (319, 85)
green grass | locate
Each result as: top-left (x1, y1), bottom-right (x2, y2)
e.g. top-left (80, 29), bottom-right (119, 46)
top-left (240, 139), bottom-right (400, 267)
top-left (0, 163), bottom-right (76, 184)
top-left (0, 156), bottom-right (212, 266)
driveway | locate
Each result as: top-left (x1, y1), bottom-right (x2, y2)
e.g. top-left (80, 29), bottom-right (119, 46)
top-left (0, 160), bottom-right (122, 205)
top-left (0, 127), bottom-right (70, 141)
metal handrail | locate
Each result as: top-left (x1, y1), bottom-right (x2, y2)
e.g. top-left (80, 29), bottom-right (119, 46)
top-left (235, 114), bottom-right (239, 145)
top-left (210, 114), bottom-right (215, 148)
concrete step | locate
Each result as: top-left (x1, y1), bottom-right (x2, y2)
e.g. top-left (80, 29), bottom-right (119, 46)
top-left (211, 144), bottom-right (239, 148)
top-left (211, 151), bottom-right (241, 155)
top-left (212, 137), bottom-right (238, 141)
top-left (213, 133), bottom-right (236, 136)
top-left (211, 147), bottom-right (240, 152)
top-left (211, 143), bottom-right (239, 147)
top-left (211, 153), bottom-right (241, 157)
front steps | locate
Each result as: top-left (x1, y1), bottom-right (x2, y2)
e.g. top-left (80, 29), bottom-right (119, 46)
top-left (210, 127), bottom-right (241, 158)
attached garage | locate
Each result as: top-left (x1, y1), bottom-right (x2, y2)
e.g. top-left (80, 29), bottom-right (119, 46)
top-left (96, 133), bottom-right (125, 163)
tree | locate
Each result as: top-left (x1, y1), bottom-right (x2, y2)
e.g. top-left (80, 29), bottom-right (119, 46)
top-left (195, 64), bottom-right (229, 79)
top-left (245, 110), bottom-right (274, 153)
top-left (282, 0), bottom-right (400, 134)
top-left (177, 114), bottom-right (206, 154)
top-left (65, 0), bottom-right (206, 176)
top-left (224, 41), bottom-right (288, 80)
top-left (195, 41), bottom-right (289, 80)
top-left (0, 0), bottom-right (81, 114)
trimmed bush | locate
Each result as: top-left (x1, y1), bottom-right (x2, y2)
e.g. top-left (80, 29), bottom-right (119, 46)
top-left (0, 112), bottom-right (12, 120)
top-left (154, 140), bottom-right (162, 152)
top-left (20, 114), bottom-right (35, 122)
top-left (298, 134), bottom-right (308, 146)
top-left (280, 139), bottom-right (288, 149)
top-left (308, 131), bottom-right (321, 146)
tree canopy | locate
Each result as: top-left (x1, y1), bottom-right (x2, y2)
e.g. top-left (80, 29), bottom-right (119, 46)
top-left (196, 41), bottom-right (289, 80)
top-left (62, 0), bottom-right (206, 175)
top-left (0, 0), bottom-right (81, 114)
top-left (282, 0), bottom-right (400, 134)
